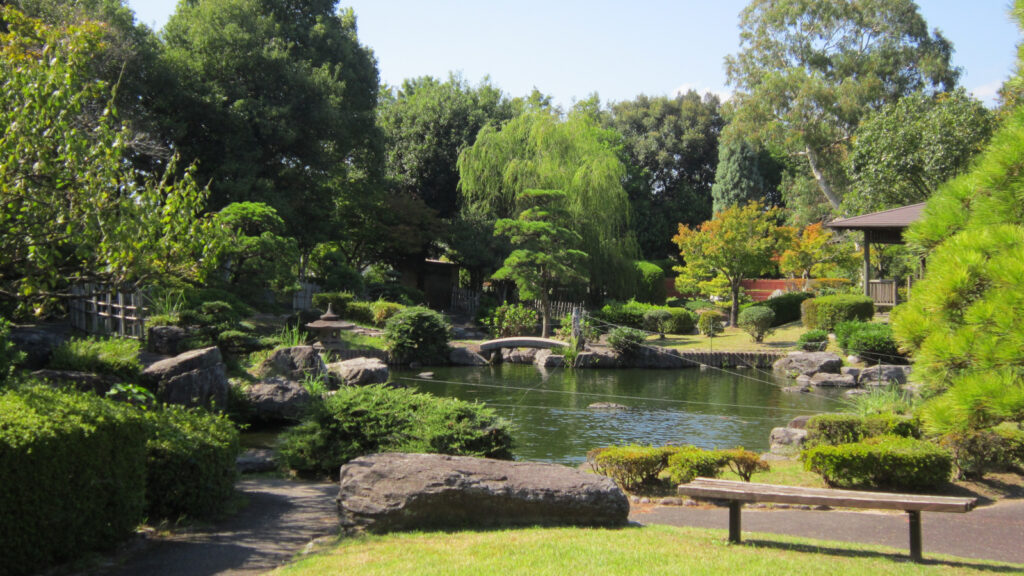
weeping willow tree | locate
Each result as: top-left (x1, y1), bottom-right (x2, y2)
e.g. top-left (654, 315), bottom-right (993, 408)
top-left (457, 110), bottom-right (639, 300)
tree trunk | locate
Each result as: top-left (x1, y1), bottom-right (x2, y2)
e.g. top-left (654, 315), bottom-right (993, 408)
top-left (805, 146), bottom-right (842, 210)
top-left (730, 282), bottom-right (741, 327)
top-left (540, 292), bottom-right (551, 338)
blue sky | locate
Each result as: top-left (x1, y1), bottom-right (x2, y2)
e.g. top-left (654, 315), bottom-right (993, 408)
top-left (127, 1), bottom-right (1019, 108)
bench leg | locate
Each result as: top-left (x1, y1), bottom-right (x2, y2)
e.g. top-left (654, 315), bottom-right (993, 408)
top-left (729, 500), bottom-right (742, 543)
top-left (908, 510), bottom-right (922, 562)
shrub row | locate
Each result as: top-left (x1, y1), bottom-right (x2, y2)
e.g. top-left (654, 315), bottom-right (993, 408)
top-left (311, 292), bottom-right (408, 327)
top-left (801, 294), bottom-right (874, 331)
top-left (834, 321), bottom-right (904, 364)
top-left (805, 413), bottom-right (920, 448)
top-left (756, 291), bottom-right (814, 326)
top-left (803, 435), bottom-right (952, 490)
top-left (587, 445), bottom-right (767, 490)
top-left (278, 384), bottom-right (512, 478)
top-left (593, 300), bottom-right (694, 334)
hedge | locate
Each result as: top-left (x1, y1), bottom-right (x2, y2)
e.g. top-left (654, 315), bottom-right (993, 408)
top-left (278, 384), bottom-right (512, 478)
top-left (635, 261), bottom-right (668, 305)
top-left (803, 435), bottom-right (952, 490)
top-left (666, 447), bottom-right (730, 484)
top-left (805, 413), bottom-right (920, 448)
top-left (801, 294), bottom-right (875, 331)
top-left (0, 386), bottom-right (147, 576)
top-left (834, 321), bottom-right (904, 364)
top-left (758, 291), bottom-right (814, 326)
top-left (143, 406), bottom-right (240, 520)
top-left (587, 445), bottom-right (678, 490)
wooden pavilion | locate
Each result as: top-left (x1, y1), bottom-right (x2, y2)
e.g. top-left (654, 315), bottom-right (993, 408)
top-left (825, 202), bottom-right (925, 306)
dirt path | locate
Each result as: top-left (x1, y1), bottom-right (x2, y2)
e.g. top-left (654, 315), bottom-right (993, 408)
top-left (98, 477), bottom-right (337, 576)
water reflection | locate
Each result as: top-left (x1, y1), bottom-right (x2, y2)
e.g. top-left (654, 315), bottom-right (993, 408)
top-left (395, 364), bottom-right (844, 465)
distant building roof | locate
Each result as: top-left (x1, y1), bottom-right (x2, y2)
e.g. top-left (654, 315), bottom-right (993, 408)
top-left (825, 203), bottom-right (925, 230)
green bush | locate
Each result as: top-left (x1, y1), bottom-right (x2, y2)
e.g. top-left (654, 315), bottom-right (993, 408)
top-left (0, 317), bottom-right (24, 385)
top-left (917, 369), bottom-right (1024, 435)
top-left (0, 386), bottom-right (147, 575)
top-left (642, 309), bottom-right (673, 336)
top-left (384, 307), bottom-right (451, 365)
top-left (798, 329), bottom-right (829, 351)
top-left (759, 292), bottom-right (815, 326)
top-left (366, 281), bottom-right (426, 306)
top-left (634, 261), bottom-right (667, 305)
top-left (312, 291), bottom-right (356, 315)
top-left (217, 329), bottom-right (260, 355)
top-left (370, 300), bottom-right (407, 327)
top-left (485, 303), bottom-right (539, 338)
top-left (737, 306), bottom-right (775, 343)
top-left (803, 435), bottom-right (952, 490)
top-left (666, 447), bottom-right (730, 484)
top-left (664, 309), bottom-right (696, 334)
top-left (683, 299), bottom-right (716, 313)
top-left (49, 336), bottom-right (142, 381)
top-left (994, 422), bottom-right (1024, 465)
top-left (801, 294), bottom-right (875, 331)
top-left (805, 413), bottom-right (920, 448)
top-left (697, 310), bottom-right (724, 337)
top-left (835, 321), bottom-right (903, 364)
top-left (143, 406), bottom-right (240, 520)
top-left (938, 429), bottom-right (1017, 480)
top-left (722, 447), bottom-right (771, 482)
top-left (588, 445), bottom-right (677, 490)
top-left (345, 301), bottom-right (376, 325)
top-left (279, 384), bottom-right (512, 478)
top-left (607, 326), bottom-right (647, 356)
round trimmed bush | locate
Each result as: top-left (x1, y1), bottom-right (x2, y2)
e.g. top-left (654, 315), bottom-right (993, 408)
top-left (737, 306), bottom-right (775, 342)
top-left (607, 326), bottom-right (647, 356)
top-left (384, 306), bottom-right (451, 365)
top-left (697, 310), bottom-right (724, 337)
top-left (642, 309), bottom-right (673, 336)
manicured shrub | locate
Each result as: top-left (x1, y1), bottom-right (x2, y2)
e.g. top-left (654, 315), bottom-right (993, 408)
top-left (49, 336), bottom-right (142, 381)
top-left (840, 322), bottom-right (903, 364)
top-left (737, 306), bottom-right (775, 343)
top-left (485, 303), bottom-right (539, 338)
top-left (664, 309), bottom-right (696, 334)
top-left (760, 292), bottom-right (814, 326)
top-left (607, 326), bottom-right (647, 356)
top-left (994, 422), bottom-right (1024, 465)
top-left (370, 300), bottom-right (406, 327)
top-left (0, 386), bottom-right (147, 575)
top-left (634, 261), bottom-right (668, 305)
top-left (594, 300), bottom-right (654, 329)
top-left (199, 300), bottom-right (242, 325)
top-left (801, 294), bottom-right (874, 331)
top-left (803, 435), bottom-right (952, 490)
top-left (683, 299), bottom-right (716, 313)
top-left (217, 329), bottom-right (260, 355)
top-left (798, 329), bottom-right (829, 351)
top-left (805, 413), bottom-right (920, 448)
top-left (279, 384), bottom-right (512, 478)
top-left (344, 301), bottom-right (376, 325)
top-left (588, 445), bottom-right (678, 491)
top-left (722, 447), bottom-right (771, 482)
top-left (642, 309), bottom-right (673, 336)
top-left (666, 447), bottom-right (730, 484)
top-left (182, 287), bottom-right (254, 318)
top-left (697, 310), bottom-right (724, 337)
top-left (143, 406), bottom-right (240, 520)
top-left (939, 429), bottom-right (1016, 480)
top-left (312, 291), bottom-right (356, 315)
top-left (384, 306), bottom-right (451, 365)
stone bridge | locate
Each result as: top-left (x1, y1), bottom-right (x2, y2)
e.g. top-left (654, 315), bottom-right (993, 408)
top-left (478, 337), bottom-right (568, 352)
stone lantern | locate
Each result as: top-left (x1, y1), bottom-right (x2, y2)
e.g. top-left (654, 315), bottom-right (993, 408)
top-left (304, 304), bottom-right (353, 354)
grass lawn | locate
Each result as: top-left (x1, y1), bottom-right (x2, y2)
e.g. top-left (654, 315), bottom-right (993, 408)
top-left (273, 524), bottom-right (1022, 576)
top-left (657, 321), bottom-right (808, 353)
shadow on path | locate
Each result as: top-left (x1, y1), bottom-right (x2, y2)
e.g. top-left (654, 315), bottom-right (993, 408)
top-left (101, 477), bottom-right (337, 576)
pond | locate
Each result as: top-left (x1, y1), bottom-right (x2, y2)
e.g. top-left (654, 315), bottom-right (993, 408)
top-left (394, 364), bottom-right (846, 466)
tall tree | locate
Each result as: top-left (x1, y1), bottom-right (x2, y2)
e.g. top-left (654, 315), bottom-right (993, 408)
top-left (156, 0), bottom-right (381, 252)
top-left (673, 203), bottom-right (788, 326)
top-left (725, 0), bottom-right (959, 215)
top-left (458, 111), bottom-right (639, 300)
top-left (603, 91), bottom-right (724, 258)
top-left (711, 137), bottom-right (767, 214)
top-left (845, 90), bottom-right (995, 214)
top-left (492, 189), bottom-right (588, 337)
top-left (0, 8), bottom-right (214, 313)
top-left (378, 74), bottom-right (514, 219)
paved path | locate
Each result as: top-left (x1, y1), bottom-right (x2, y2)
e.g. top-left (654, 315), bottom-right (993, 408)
top-left (631, 499), bottom-right (1024, 565)
top-left (101, 478), bottom-right (337, 576)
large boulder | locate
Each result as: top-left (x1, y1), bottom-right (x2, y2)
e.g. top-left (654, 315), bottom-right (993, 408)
top-left (244, 377), bottom-right (311, 423)
top-left (502, 348), bottom-right (538, 364)
top-left (769, 427), bottom-right (808, 456)
top-left (8, 325), bottom-right (68, 369)
top-left (858, 364), bottom-right (912, 386)
top-left (142, 346), bottom-right (228, 408)
top-left (337, 453), bottom-right (630, 533)
top-left (574, 350), bottom-right (620, 369)
top-left (773, 352), bottom-right (843, 378)
top-left (449, 346), bottom-right (488, 366)
top-left (258, 346), bottom-right (327, 380)
top-left (534, 349), bottom-right (565, 368)
top-left (147, 325), bottom-right (187, 356)
top-left (809, 372), bottom-right (857, 388)
top-left (327, 357), bottom-right (389, 386)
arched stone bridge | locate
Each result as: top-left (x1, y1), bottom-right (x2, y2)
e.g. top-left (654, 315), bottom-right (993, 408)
top-left (478, 337), bottom-right (568, 352)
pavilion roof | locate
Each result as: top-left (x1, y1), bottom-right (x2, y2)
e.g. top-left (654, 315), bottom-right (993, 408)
top-left (825, 203), bottom-right (926, 231)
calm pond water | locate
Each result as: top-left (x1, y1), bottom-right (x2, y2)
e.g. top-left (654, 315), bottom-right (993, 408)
top-left (394, 364), bottom-right (846, 466)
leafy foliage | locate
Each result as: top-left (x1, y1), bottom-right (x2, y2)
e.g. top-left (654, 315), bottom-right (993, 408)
top-left (939, 430), bottom-right (1018, 480)
top-left (805, 413), bottom-right (920, 448)
top-left (607, 327), bottom-right (648, 356)
top-left (383, 306), bottom-right (451, 365)
top-left (737, 306), bottom-right (775, 343)
top-left (48, 337), bottom-right (142, 381)
top-left (833, 321), bottom-right (904, 364)
top-left (916, 369), bottom-right (1024, 436)
top-left (666, 448), bottom-right (730, 485)
top-left (803, 435), bottom-right (952, 490)
top-left (697, 310), bottom-right (724, 338)
top-left (778, 224), bottom-right (854, 289)
top-left (279, 384), bottom-right (513, 478)
top-left (711, 137), bottom-right (778, 215)
top-left (721, 447), bottom-right (770, 482)
top-left (797, 329), bottom-right (829, 352)
top-left (759, 292), bottom-right (814, 326)
top-left (0, 318), bottom-right (25, 384)
top-left (587, 445), bottom-right (678, 491)
top-left (800, 295), bottom-right (874, 332)
top-left (210, 202), bottom-right (300, 301)
top-left (634, 261), bottom-right (667, 305)
top-left (484, 304), bottom-right (538, 338)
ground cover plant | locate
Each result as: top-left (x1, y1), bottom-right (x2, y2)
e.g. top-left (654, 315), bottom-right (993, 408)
top-left (48, 336), bottom-right (143, 381)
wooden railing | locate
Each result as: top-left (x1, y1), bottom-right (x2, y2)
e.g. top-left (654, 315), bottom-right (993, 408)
top-left (69, 284), bottom-right (147, 339)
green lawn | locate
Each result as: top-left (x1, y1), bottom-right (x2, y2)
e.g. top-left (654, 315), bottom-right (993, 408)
top-left (274, 524), bottom-right (1021, 576)
top-left (658, 321), bottom-right (808, 353)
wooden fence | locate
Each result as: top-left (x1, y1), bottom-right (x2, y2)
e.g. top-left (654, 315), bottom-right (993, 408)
top-left (69, 284), bottom-right (147, 339)
top-left (293, 280), bottom-right (321, 311)
top-left (868, 280), bottom-right (898, 306)
top-left (450, 287), bottom-right (481, 317)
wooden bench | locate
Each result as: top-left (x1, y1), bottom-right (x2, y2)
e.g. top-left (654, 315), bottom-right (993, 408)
top-left (677, 477), bottom-right (977, 562)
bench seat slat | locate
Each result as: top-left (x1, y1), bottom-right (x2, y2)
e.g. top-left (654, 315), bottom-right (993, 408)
top-left (678, 478), bottom-right (975, 513)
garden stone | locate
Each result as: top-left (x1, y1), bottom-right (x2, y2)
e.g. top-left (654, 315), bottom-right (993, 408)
top-left (588, 402), bottom-right (629, 410)
top-left (574, 350), bottom-right (620, 369)
top-left (809, 372), bottom-right (857, 387)
top-left (142, 346), bottom-right (228, 408)
top-left (8, 325), bottom-right (67, 369)
top-left (502, 348), bottom-right (537, 364)
top-left (449, 346), bottom-right (488, 366)
top-left (858, 364), bottom-right (912, 386)
top-left (336, 453), bottom-right (630, 533)
top-left (773, 352), bottom-right (842, 378)
top-left (787, 415), bottom-right (812, 429)
top-left (796, 374), bottom-right (812, 387)
top-left (147, 325), bottom-right (187, 356)
top-left (244, 377), bottom-right (311, 423)
top-left (534, 349), bottom-right (565, 368)
top-left (769, 427), bottom-right (808, 455)
top-left (841, 366), bottom-right (861, 380)
top-left (258, 346), bottom-right (327, 381)
top-left (624, 346), bottom-right (685, 369)
top-left (31, 369), bottom-right (119, 394)
top-left (782, 385), bottom-right (811, 393)
top-left (327, 357), bottom-right (389, 386)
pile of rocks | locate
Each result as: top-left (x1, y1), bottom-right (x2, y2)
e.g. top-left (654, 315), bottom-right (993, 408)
top-left (773, 351), bottom-right (911, 392)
